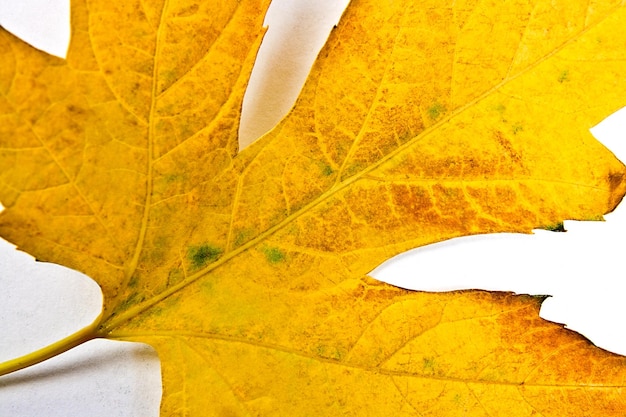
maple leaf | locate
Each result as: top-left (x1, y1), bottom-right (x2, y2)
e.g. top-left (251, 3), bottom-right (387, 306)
top-left (2, 0), bottom-right (626, 415)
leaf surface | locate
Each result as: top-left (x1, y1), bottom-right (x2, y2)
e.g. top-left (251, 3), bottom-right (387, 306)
top-left (2, 0), bottom-right (626, 415)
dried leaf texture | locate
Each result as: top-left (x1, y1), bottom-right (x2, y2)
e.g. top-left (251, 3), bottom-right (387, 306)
top-left (0, 0), bottom-right (271, 314)
top-left (1, 0), bottom-right (626, 415)
top-left (115, 277), bottom-right (626, 415)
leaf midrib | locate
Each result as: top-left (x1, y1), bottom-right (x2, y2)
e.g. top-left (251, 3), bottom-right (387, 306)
top-left (119, 0), bottom-right (170, 298)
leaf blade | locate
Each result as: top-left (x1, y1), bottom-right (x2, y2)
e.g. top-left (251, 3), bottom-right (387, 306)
top-left (2, 0), bottom-right (626, 415)
top-left (116, 286), bottom-right (626, 415)
top-left (0, 0), bottom-right (272, 317)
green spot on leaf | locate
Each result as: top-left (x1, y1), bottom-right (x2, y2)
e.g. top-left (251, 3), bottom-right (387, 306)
top-left (128, 275), bottom-right (138, 288)
top-left (234, 229), bottom-right (254, 248)
top-left (162, 69), bottom-right (178, 85)
top-left (262, 246), bottom-right (286, 264)
top-left (188, 244), bottom-right (223, 268)
top-left (321, 164), bottom-right (334, 176)
top-left (342, 162), bottom-right (365, 180)
top-left (427, 102), bottom-right (446, 120)
top-left (164, 173), bottom-right (183, 183)
top-left (114, 293), bottom-right (142, 315)
top-left (314, 344), bottom-right (344, 360)
top-left (200, 280), bottom-right (214, 295)
top-left (543, 222), bottom-right (566, 232)
top-left (423, 357), bottom-right (436, 371)
top-left (558, 70), bottom-right (569, 83)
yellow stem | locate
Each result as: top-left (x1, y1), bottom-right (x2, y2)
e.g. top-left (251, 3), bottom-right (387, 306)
top-left (0, 313), bottom-right (102, 377)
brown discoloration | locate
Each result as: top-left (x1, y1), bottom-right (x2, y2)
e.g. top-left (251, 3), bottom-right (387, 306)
top-left (607, 171), bottom-right (626, 211)
top-left (608, 172), bottom-right (624, 193)
top-left (343, 186), bottom-right (401, 230)
top-left (390, 184), bottom-right (434, 223)
top-left (427, 185), bottom-right (478, 233)
top-left (66, 104), bottom-right (85, 115)
top-left (494, 130), bottom-right (522, 163)
top-left (295, 201), bottom-right (356, 253)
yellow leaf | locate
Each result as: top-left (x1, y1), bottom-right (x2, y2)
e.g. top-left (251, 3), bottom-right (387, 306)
top-left (2, 0), bottom-right (626, 415)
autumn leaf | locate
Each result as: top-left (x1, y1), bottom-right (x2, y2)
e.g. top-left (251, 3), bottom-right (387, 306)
top-left (2, 0), bottom-right (626, 415)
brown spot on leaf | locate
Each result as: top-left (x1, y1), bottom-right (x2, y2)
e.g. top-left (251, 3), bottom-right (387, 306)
top-left (66, 104), bottom-right (85, 115)
top-left (176, 4), bottom-right (199, 17)
top-left (608, 172), bottom-right (624, 193)
top-left (607, 171), bottom-right (626, 211)
top-left (494, 130), bottom-right (521, 163)
top-left (391, 184), bottom-right (434, 222)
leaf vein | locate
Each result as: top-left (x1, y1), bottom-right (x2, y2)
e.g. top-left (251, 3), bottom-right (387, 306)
top-left (111, 331), bottom-right (626, 389)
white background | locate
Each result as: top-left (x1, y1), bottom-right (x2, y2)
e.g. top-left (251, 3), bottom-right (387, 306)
top-left (0, 0), bottom-right (625, 415)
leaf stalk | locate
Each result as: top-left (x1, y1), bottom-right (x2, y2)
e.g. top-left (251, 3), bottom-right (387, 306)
top-left (0, 313), bottom-right (102, 377)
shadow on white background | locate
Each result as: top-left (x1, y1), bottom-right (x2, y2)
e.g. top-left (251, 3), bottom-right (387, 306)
top-left (1, 0), bottom-right (625, 415)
